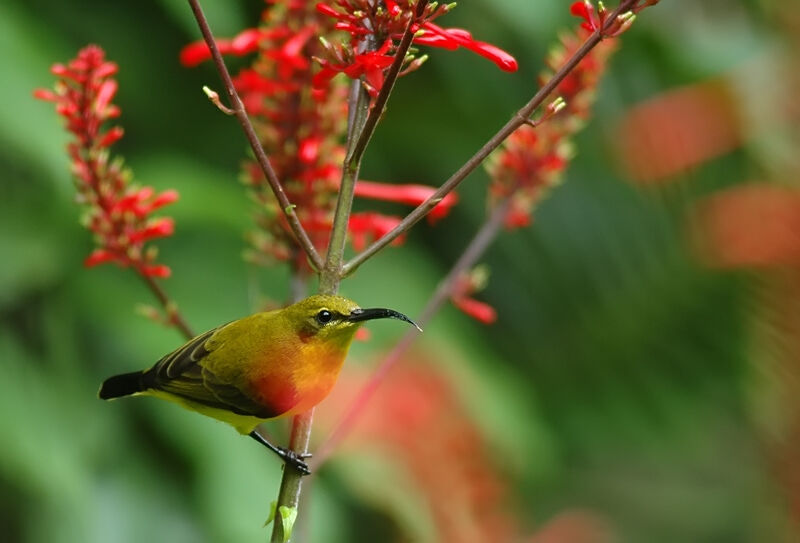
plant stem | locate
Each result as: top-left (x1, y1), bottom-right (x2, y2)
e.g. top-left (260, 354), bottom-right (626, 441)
top-left (319, 78), bottom-right (371, 294)
top-left (269, 409), bottom-right (315, 543)
top-left (319, 4), bottom-right (423, 292)
top-left (315, 196), bottom-right (513, 463)
top-left (138, 272), bottom-right (194, 340)
top-left (272, 23), bottom-right (384, 540)
top-left (186, 0), bottom-right (324, 271)
top-left (342, 0), bottom-right (638, 275)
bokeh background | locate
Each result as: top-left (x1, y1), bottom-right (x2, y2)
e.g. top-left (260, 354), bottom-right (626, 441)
top-left (3, 0), bottom-right (800, 541)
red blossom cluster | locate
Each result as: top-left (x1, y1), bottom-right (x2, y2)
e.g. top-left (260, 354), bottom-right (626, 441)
top-left (34, 45), bottom-right (178, 278)
top-left (485, 28), bottom-right (617, 230)
top-left (180, 0), bottom-right (463, 271)
top-left (463, 27), bottom-right (617, 323)
top-left (315, 0), bottom-right (517, 95)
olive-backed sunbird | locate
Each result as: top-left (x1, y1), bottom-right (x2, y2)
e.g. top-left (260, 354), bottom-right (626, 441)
top-left (99, 295), bottom-right (419, 474)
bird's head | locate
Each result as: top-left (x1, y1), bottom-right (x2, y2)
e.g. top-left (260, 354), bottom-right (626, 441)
top-left (286, 295), bottom-right (420, 347)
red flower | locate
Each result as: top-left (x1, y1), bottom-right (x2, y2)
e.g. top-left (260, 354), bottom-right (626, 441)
top-left (450, 267), bottom-right (496, 325)
top-left (354, 180), bottom-right (458, 222)
top-left (348, 212), bottom-right (404, 251)
top-left (313, 39), bottom-right (395, 96)
top-left (180, 28), bottom-right (266, 67)
top-left (312, 0), bottom-right (517, 96)
top-left (35, 45), bottom-right (178, 278)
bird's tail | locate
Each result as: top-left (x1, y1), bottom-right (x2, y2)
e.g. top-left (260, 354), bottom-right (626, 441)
top-left (99, 371), bottom-right (147, 400)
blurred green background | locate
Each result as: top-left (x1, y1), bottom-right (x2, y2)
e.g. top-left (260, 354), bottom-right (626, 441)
top-left (3, 0), bottom-right (799, 541)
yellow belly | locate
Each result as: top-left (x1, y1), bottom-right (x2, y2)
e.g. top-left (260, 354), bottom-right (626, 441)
top-left (146, 389), bottom-right (268, 434)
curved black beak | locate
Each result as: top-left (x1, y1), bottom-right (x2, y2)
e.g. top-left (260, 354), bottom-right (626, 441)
top-left (347, 308), bottom-right (422, 332)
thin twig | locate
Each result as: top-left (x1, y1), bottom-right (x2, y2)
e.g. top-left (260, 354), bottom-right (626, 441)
top-left (315, 196), bottom-right (513, 464)
top-left (186, 0), bottom-right (324, 271)
top-left (342, 0), bottom-right (638, 275)
top-left (138, 272), bottom-right (195, 340)
top-left (319, 78), bottom-right (372, 293)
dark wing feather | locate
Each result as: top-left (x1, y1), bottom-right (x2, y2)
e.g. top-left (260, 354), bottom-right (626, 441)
top-left (144, 326), bottom-right (273, 418)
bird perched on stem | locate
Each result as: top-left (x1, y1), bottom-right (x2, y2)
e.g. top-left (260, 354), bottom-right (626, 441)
top-left (99, 295), bottom-right (420, 474)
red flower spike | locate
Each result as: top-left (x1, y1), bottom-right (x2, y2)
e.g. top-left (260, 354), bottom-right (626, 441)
top-left (37, 45), bottom-right (178, 279)
top-left (485, 26), bottom-right (617, 229)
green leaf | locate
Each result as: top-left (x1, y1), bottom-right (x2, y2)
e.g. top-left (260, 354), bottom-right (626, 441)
top-left (278, 505), bottom-right (298, 543)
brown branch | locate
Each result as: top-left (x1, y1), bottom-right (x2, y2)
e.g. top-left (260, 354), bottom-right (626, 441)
top-left (138, 272), bottom-right (195, 340)
top-left (342, 0), bottom-right (638, 275)
top-left (186, 0), bottom-right (324, 271)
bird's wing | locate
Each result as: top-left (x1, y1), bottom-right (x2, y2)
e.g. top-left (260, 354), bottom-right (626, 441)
top-left (145, 326), bottom-right (273, 418)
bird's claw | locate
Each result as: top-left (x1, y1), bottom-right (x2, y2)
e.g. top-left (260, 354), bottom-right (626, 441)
top-left (277, 447), bottom-right (312, 475)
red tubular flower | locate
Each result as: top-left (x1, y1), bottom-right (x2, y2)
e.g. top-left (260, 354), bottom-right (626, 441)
top-left (416, 22), bottom-right (518, 72)
top-left (35, 45), bottom-right (178, 278)
top-left (354, 180), bottom-right (458, 222)
top-left (348, 212), bottom-right (404, 251)
top-left (451, 296), bottom-right (497, 324)
top-left (180, 28), bottom-right (268, 67)
top-left (449, 267), bottom-right (497, 324)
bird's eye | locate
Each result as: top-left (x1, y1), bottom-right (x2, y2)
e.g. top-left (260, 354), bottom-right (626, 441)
top-left (316, 310), bottom-right (333, 325)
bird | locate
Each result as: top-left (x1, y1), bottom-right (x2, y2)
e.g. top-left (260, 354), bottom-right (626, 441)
top-left (98, 294), bottom-right (420, 474)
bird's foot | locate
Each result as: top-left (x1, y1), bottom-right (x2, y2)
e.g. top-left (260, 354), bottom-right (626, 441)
top-left (277, 447), bottom-right (312, 476)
